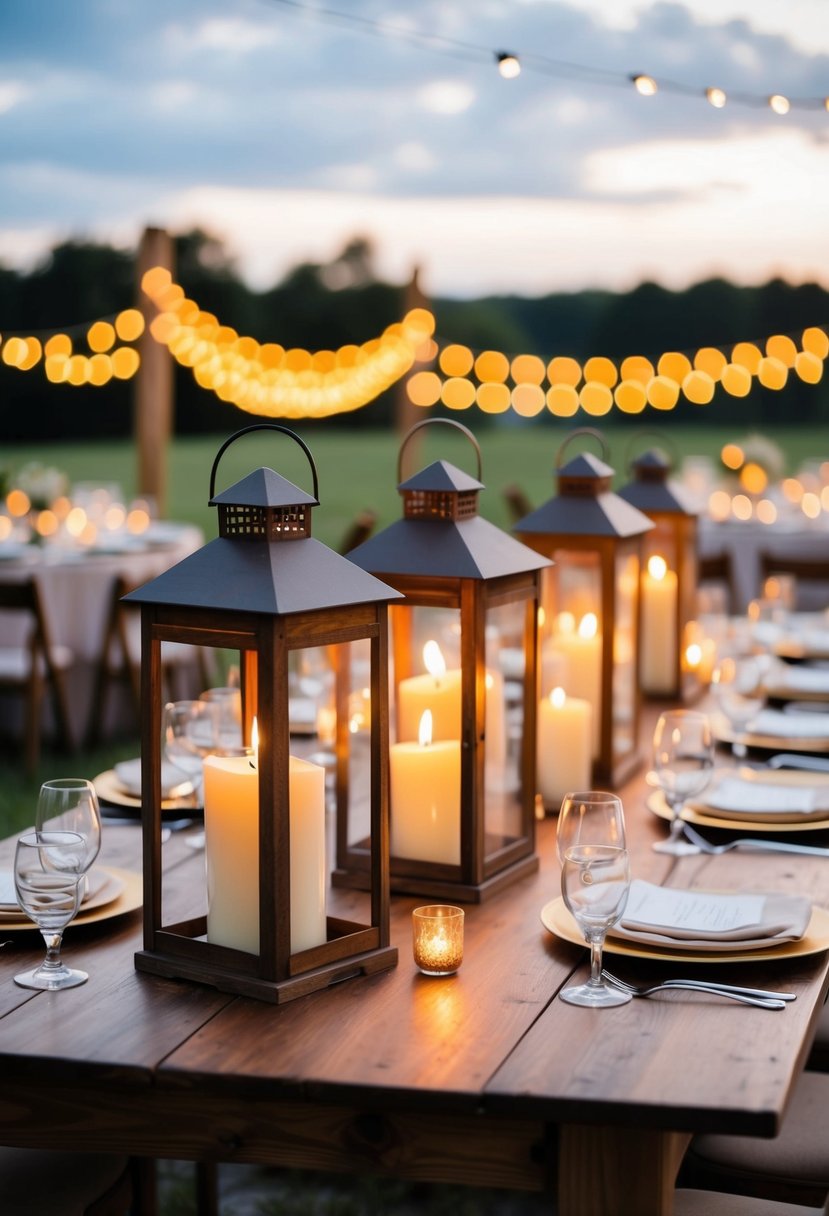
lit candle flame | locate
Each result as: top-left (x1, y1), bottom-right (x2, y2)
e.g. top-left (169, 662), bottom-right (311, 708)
top-left (418, 709), bottom-right (433, 747)
top-left (423, 640), bottom-right (446, 679)
top-left (647, 555), bottom-right (668, 581)
top-left (685, 643), bottom-right (702, 668)
top-left (578, 613), bottom-right (598, 640)
top-left (557, 611), bottom-right (575, 635)
top-left (550, 686), bottom-right (566, 709)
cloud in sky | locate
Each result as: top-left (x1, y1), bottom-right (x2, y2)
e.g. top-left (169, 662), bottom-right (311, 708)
top-left (0, 0), bottom-right (827, 297)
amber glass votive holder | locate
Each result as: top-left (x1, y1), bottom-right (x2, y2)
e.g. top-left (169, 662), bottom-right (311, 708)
top-left (412, 905), bottom-right (464, 976)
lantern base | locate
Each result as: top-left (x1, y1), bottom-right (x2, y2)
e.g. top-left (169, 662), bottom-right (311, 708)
top-left (134, 943), bottom-right (398, 1004)
top-left (332, 852), bottom-right (539, 905)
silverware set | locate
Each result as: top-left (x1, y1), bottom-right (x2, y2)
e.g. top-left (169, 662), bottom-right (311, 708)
top-left (601, 970), bottom-right (795, 1011)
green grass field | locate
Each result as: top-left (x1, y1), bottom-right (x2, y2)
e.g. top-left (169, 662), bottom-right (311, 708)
top-left (0, 421), bottom-right (817, 834)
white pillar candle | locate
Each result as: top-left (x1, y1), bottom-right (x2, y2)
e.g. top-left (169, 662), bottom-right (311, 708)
top-left (640, 555), bottom-right (678, 694)
top-left (536, 687), bottom-right (592, 808)
top-left (390, 710), bottom-right (461, 865)
top-left (397, 639), bottom-right (462, 742)
top-left (204, 751), bottom-right (327, 956)
top-left (548, 613), bottom-right (602, 759)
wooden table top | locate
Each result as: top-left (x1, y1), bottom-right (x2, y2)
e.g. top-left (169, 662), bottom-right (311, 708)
top-left (2, 724), bottom-right (829, 1214)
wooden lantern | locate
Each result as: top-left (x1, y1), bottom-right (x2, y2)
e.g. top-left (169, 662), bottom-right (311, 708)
top-left (128, 424), bottom-right (400, 1003)
top-left (514, 428), bottom-right (653, 790)
top-left (618, 446), bottom-right (700, 701)
top-left (335, 418), bottom-right (549, 903)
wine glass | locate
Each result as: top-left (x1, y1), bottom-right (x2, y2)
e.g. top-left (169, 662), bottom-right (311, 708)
top-left (14, 830), bottom-right (88, 990)
top-left (651, 710), bottom-right (714, 855)
top-left (35, 778), bottom-right (102, 888)
top-left (556, 792), bottom-right (632, 1008)
top-left (711, 653), bottom-right (765, 758)
top-left (163, 700), bottom-right (219, 799)
top-left (199, 687), bottom-right (244, 754)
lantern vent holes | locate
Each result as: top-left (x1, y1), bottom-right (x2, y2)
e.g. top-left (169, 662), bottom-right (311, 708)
top-left (404, 489), bottom-right (478, 521)
top-left (219, 504), bottom-right (310, 540)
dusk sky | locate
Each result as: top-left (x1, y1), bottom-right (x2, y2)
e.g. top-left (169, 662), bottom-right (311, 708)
top-left (1, 0), bottom-right (828, 298)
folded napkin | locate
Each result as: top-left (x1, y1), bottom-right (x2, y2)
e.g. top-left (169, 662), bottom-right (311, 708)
top-left (767, 665), bottom-right (829, 696)
top-left (609, 879), bottom-right (811, 952)
top-left (0, 867), bottom-right (110, 915)
top-left (114, 758), bottom-right (193, 799)
top-left (694, 776), bottom-right (829, 822)
top-left (748, 709), bottom-right (829, 740)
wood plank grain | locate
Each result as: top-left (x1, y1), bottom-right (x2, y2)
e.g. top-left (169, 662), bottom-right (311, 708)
top-left (0, 1080), bottom-right (551, 1193)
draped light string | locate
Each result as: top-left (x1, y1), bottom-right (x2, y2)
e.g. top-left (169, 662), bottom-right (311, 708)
top-left (140, 266), bottom-right (436, 419)
top-left (0, 265), bottom-right (825, 420)
top-left (0, 309), bottom-right (145, 385)
top-left (406, 327), bottom-right (827, 419)
top-left (263, 0), bottom-right (829, 116)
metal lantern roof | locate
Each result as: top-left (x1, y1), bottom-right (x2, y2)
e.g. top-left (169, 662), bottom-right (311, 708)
top-left (124, 424), bottom-right (401, 616)
top-left (617, 448), bottom-right (697, 517)
top-left (515, 448), bottom-right (653, 540)
top-left (347, 424), bottom-right (549, 581)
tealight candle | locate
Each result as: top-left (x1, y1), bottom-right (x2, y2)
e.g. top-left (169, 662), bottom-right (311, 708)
top-left (412, 905), bottom-right (464, 976)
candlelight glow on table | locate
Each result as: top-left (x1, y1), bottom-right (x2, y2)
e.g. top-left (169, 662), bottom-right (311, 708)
top-left (412, 905), bottom-right (465, 976)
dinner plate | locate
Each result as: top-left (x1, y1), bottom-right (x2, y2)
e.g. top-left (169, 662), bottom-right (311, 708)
top-left (0, 867), bottom-right (125, 920)
top-left (0, 867), bottom-right (140, 933)
top-left (712, 714), bottom-right (829, 755)
top-left (647, 767), bottom-right (829, 833)
top-left (775, 636), bottom-right (829, 662)
top-left (93, 769), bottom-right (203, 817)
top-left (541, 896), bottom-right (829, 964)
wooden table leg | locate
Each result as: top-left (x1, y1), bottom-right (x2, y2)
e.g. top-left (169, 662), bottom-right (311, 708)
top-left (558, 1124), bottom-right (691, 1216)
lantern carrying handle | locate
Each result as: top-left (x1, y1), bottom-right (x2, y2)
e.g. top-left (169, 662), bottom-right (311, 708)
top-left (397, 418), bottom-right (483, 485)
top-left (624, 430), bottom-right (677, 472)
top-left (209, 424), bottom-right (320, 503)
top-left (555, 426), bottom-right (609, 469)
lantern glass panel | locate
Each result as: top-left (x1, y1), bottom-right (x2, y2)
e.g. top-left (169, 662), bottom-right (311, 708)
top-left (388, 605), bottom-right (462, 867)
top-left (612, 551), bottom-right (639, 761)
top-left (390, 605), bottom-right (462, 743)
top-left (538, 554), bottom-right (602, 761)
top-left (643, 518), bottom-right (677, 572)
top-left (483, 599), bottom-right (524, 853)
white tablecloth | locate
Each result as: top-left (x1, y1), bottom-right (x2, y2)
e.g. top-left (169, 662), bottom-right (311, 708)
top-left (0, 522), bottom-right (204, 745)
top-left (699, 518), bottom-right (829, 612)
top-left (0, 522), bottom-right (203, 659)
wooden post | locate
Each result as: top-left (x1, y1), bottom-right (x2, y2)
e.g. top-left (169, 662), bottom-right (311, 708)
top-left (134, 227), bottom-right (174, 518)
top-left (395, 265), bottom-right (430, 469)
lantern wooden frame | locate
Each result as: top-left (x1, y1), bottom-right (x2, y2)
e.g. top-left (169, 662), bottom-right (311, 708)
top-left (618, 446), bottom-right (700, 702)
top-left (515, 428), bottom-right (653, 789)
top-left (129, 425), bottom-right (399, 1004)
top-left (334, 419), bottom-right (548, 903)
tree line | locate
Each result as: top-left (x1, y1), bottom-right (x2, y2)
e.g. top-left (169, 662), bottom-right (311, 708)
top-left (0, 229), bottom-right (826, 443)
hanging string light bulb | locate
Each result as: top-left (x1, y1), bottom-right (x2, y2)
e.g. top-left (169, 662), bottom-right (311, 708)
top-left (632, 74), bottom-right (658, 96)
top-left (496, 51), bottom-right (521, 79)
top-left (705, 87), bottom-right (727, 109)
top-left (769, 94), bottom-right (791, 115)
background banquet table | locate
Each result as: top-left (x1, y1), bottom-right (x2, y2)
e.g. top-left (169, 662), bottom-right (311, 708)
top-left (699, 516), bottom-right (829, 612)
top-left (0, 705), bottom-right (827, 1216)
top-left (0, 521), bottom-right (203, 743)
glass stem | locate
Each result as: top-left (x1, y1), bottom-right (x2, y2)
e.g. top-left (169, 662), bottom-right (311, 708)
top-left (39, 931), bottom-right (64, 971)
top-left (588, 934), bottom-right (604, 987)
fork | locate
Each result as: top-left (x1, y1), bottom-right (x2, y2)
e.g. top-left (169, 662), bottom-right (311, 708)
top-left (601, 971), bottom-right (788, 1010)
top-left (682, 820), bottom-right (829, 858)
